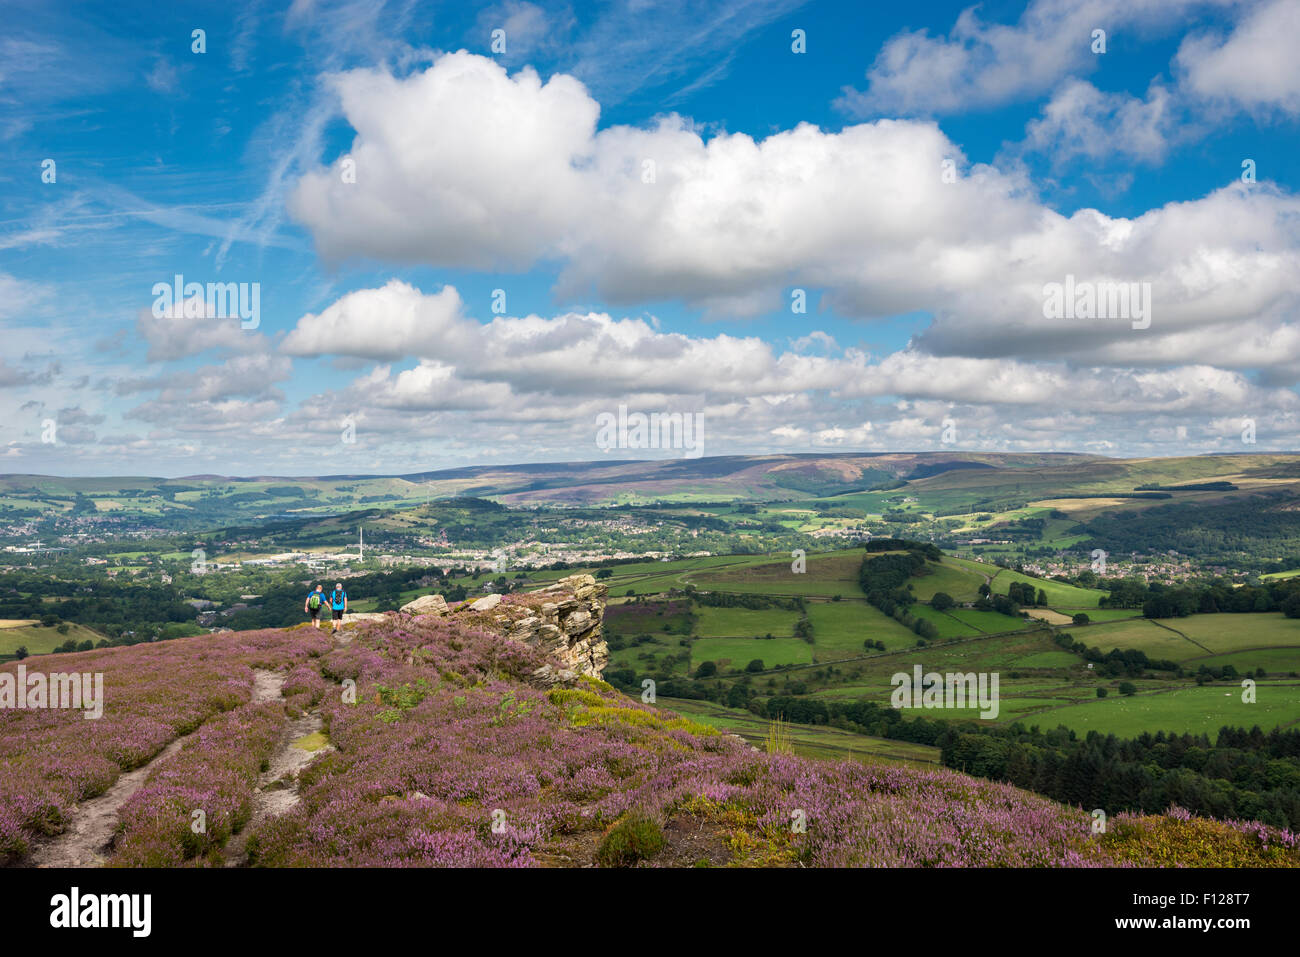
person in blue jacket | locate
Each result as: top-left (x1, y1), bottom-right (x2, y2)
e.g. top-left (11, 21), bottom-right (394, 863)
top-left (328, 582), bottom-right (348, 633)
top-left (304, 584), bottom-right (326, 627)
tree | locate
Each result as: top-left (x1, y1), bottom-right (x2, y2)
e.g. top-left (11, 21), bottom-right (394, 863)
top-left (1072, 613), bottom-right (1091, 626)
top-left (931, 592), bottom-right (955, 611)
top-left (1096, 686), bottom-right (1108, 698)
top-left (14, 645), bottom-right (28, 660)
top-left (1118, 681), bottom-right (1137, 696)
top-left (1283, 593), bottom-right (1300, 620)
top-left (746, 659), bottom-right (764, 672)
top-left (595, 568), bottom-right (613, 580)
top-left (695, 661), bottom-right (717, 678)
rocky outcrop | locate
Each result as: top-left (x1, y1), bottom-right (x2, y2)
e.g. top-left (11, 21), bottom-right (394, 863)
top-left (396, 574), bottom-right (608, 687)
top-left (401, 594), bottom-right (448, 615)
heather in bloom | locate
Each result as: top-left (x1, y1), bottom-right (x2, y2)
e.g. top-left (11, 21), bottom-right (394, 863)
top-left (9, 607), bottom-right (1300, 869)
top-left (238, 613), bottom-right (1300, 869)
top-left (0, 627), bottom-right (330, 864)
top-left (108, 701), bottom-right (287, 867)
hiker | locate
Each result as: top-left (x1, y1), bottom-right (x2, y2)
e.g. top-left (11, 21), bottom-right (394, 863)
top-left (304, 584), bottom-right (325, 628)
top-left (328, 582), bottom-right (348, 633)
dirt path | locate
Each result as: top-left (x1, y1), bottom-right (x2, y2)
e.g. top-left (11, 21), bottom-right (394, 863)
top-left (223, 710), bottom-right (330, 867)
top-left (224, 667), bottom-right (336, 866)
top-left (251, 668), bottom-right (285, 703)
top-left (27, 668), bottom-right (284, 868)
top-left (28, 735), bottom-right (189, 867)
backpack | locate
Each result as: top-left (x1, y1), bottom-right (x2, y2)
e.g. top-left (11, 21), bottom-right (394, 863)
top-left (308, 594), bottom-right (321, 610)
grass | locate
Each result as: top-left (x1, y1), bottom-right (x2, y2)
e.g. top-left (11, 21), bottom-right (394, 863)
top-left (946, 608), bottom-right (1031, 634)
top-left (1189, 648), bottom-right (1300, 674)
top-left (1012, 651), bottom-right (1082, 668)
top-left (661, 696), bottom-right (941, 768)
top-left (1070, 608), bottom-right (1144, 622)
top-left (908, 558), bottom-right (987, 602)
top-left (692, 637), bottom-right (812, 670)
top-left (0, 622), bottom-right (104, 657)
top-left (907, 604), bottom-right (982, 639)
top-left (1066, 619), bottom-right (1204, 661)
top-left (693, 606), bottom-right (799, 639)
top-left (291, 732), bottom-right (329, 752)
top-left (816, 628), bottom-right (1071, 706)
top-left (764, 715), bottom-right (793, 755)
top-left (1034, 683), bottom-right (1300, 736)
top-left (1156, 613), bottom-right (1300, 655)
top-left (806, 601), bottom-right (919, 658)
top-left (1068, 614), bottom-right (1300, 669)
top-left (986, 567), bottom-right (1108, 608)
top-left (686, 551), bottom-right (863, 597)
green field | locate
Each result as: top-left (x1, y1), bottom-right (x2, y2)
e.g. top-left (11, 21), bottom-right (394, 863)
top-left (1036, 683), bottom-right (1300, 735)
top-left (660, 696), bottom-right (941, 768)
top-left (947, 608), bottom-right (1031, 634)
top-left (1012, 650), bottom-right (1081, 668)
top-left (1068, 614), bottom-right (1300, 673)
top-left (693, 605), bottom-right (799, 639)
top-left (985, 566), bottom-right (1108, 609)
top-left (1070, 608), bottom-right (1143, 622)
top-left (908, 558), bottom-right (987, 601)
top-left (1158, 613), bottom-right (1300, 655)
top-left (1069, 619), bottom-right (1206, 661)
top-left (909, 603), bottom-right (982, 639)
top-left (692, 636), bottom-right (812, 670)
top-left (807, 600), bottom-right (920, 657)
top-left (0, 622), bottom-right (105, 657)
top-left (686, 551), bottom-right (863, 597)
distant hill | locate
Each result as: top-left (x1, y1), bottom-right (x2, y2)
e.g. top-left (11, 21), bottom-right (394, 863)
top-left (3, 451), bottom-right (1300, 522)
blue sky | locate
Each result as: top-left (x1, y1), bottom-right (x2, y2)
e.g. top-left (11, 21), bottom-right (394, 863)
top-left (1, 0), bottom-right (1299, 476)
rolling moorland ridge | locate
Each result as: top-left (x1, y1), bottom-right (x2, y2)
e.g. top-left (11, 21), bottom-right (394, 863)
top-left (5, 451), bottom-right (1300, 868)
top-left (2, 572), bottom-right (1298, 868)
